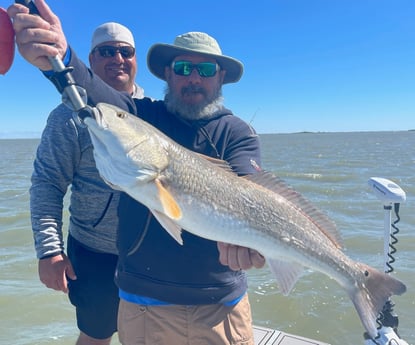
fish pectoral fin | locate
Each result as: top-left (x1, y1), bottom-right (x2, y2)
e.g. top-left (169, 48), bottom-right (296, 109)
top-left (155, 178), bottom-right (182, 220)
top-left (267, 258), bottom-right (304, 296)
top-left (152, 210), bottom-right (184, 245)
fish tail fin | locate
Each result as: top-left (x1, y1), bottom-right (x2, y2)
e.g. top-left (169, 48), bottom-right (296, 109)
top-left (348, 264), bottom-right (406, 338)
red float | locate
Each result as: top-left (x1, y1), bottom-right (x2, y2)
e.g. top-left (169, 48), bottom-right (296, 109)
top-left (0, 7), bottom-right (15, 75)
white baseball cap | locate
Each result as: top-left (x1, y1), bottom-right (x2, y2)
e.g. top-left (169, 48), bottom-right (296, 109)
top-left (90, 22), bottom-right (135, 52)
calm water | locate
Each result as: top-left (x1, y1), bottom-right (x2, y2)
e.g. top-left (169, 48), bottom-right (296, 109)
top-left (1, 132), bottom-right (414, 345)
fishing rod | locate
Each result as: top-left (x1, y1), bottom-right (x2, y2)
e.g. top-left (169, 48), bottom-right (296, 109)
top-left (11, 0), bottom-right (95, 120)
top-left (364, 177), bottom-right (408, 345)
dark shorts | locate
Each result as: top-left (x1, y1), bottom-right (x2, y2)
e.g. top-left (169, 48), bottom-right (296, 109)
top-left (67, 234), bottom-right (119, 339)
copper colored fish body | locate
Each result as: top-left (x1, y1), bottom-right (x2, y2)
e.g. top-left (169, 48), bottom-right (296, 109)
top-left (84, 103), bottom-right (406, 338)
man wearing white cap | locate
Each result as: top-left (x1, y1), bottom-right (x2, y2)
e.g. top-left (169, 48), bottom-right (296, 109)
top-left (26, 21), bottom-right (144, 345)
top-left (89, 22), bottom-right (144, 98)
top-left (9, 1), bottom-right (264, 344)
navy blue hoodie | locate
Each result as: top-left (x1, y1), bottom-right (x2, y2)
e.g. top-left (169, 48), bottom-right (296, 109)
top-left (57, 49), bottom-right (262, 304)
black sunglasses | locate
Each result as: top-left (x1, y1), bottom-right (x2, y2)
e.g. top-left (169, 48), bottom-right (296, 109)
top-left (94, 45), bottom-right (135, 59)
top-left (172, 60), bottom-right (219, 77)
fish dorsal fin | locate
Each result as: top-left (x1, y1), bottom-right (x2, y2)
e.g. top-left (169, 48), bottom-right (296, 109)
top-left (151, 210), bottom-right (184, 245)
top-left (155, 178), bottom-right (182, 220)
top-left (195, 153), bottom-right (235, 174)
top-left (245, 171), bottom-right (343, 248)
top-left (267, 257), bottom-right (304, 295)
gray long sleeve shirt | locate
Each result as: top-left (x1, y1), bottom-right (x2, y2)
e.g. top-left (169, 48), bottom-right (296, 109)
top-left (30, 85), bottom-right (144, 258)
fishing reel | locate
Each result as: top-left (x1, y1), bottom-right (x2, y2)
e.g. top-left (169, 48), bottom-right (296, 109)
top-left (364, 178), bottom-right (408, 345)
top-left (11, 0), bottom-right (95, 125)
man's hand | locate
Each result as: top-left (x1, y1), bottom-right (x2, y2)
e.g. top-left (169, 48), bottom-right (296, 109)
top-left (38, 253), bottom-right (77, 293)
top-left (7, 0), bottom-right (68, 70)
top-left (217, 242), bottom-right (265, 271)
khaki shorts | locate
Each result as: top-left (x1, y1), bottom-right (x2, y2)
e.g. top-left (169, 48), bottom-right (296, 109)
top-left (118, 293), bottom-right (254, 345)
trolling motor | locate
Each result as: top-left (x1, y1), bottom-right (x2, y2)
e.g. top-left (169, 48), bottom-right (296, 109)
top-left (364, 177), bottom-right (408, 345)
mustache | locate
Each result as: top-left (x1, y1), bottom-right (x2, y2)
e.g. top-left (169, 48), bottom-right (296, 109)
top-left (181, 85), bottom-right (206, 96)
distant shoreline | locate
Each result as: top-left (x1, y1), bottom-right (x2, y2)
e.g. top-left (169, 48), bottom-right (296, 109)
top-left (2, 129), bottom-right (414, 140)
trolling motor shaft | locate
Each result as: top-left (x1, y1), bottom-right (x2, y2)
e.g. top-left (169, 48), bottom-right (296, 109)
top-left (364, 177), bottom-right (408, 345)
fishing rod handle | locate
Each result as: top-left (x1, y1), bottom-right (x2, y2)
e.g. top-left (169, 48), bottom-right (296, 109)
top-left (14, 0), bottom-right (88, 111)
top-left (15, 0), bottom-right (39, 15)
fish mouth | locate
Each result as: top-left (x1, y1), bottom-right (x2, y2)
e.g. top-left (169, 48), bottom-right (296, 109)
top-left (94, 107), bottom-right (107, 128)
top-left (74, 105), bottom-right (97, 122)
top-left (82, 107), bottom-right (110, 153)
top-left (82, 106), bottom-right (108, 129)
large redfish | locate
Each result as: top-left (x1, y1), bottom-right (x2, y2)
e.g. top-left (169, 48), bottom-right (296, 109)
top-left (83, 103), bottom-right (406, 338)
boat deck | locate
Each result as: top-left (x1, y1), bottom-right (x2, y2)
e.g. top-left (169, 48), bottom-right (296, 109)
top-left (253, 325), bottom-right (330, 345)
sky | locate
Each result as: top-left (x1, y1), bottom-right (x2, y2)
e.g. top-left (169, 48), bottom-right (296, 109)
top-left (0, 0), bottom-right (414, 138)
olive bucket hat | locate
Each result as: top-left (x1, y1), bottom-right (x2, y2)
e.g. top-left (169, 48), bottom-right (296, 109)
top-left (147, 31), bottom-right (243, 84)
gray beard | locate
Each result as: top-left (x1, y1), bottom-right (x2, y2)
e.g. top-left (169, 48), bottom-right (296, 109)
top-left (164, 86), bottom-right (224, 121)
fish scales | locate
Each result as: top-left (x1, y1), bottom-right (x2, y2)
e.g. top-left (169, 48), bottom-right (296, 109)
top-left (164, 149), bottom-right (345, 272)
top-left (83, 103), bottom-right (406, 339)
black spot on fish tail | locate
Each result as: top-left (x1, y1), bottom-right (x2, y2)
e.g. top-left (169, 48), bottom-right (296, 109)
top-left (348, 263), bottom-right (406, 338)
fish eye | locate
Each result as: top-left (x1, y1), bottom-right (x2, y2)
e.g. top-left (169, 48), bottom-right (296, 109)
top-left (116, 112), bottom-right (127, 119)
